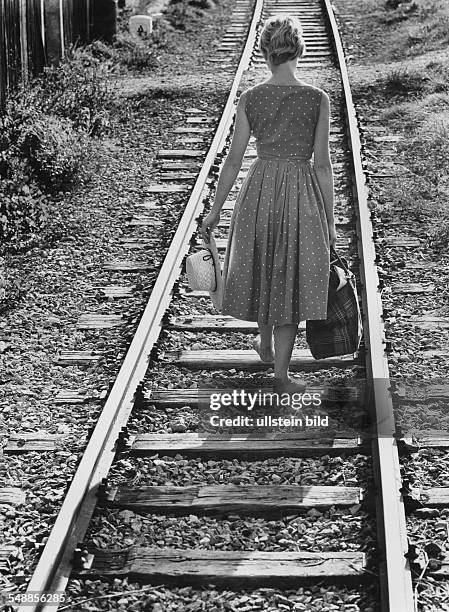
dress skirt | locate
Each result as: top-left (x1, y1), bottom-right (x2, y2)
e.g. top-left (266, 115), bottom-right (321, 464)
top-left (221, 157), bottom-right (330, 326)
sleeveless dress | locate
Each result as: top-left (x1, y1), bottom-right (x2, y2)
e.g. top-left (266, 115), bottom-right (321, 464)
top-left (221, 83), bottom-right (330, 326)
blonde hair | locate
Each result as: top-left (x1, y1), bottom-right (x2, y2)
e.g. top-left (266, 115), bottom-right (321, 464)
top-left (259, 15), bottom-right (306, 66)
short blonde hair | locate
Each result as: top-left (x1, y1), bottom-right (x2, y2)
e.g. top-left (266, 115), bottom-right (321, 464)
top-left (259, 15), bottom-right (306, 66)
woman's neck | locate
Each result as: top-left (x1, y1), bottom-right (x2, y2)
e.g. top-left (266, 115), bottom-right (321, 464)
top-left (265, 64), bottom-right (304, 85)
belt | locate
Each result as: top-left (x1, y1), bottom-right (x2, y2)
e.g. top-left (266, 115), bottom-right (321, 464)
top-left (257, 153), bottom-right (311, 162)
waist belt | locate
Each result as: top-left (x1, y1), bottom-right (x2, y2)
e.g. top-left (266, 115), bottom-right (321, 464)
top-left (257, 153), bottom-right (311, 162)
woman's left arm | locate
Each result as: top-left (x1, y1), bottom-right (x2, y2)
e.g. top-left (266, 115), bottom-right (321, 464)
top-left (313, 91), bottom-right (337, 247)
top-left (201, 92), bottom-right (251, 240)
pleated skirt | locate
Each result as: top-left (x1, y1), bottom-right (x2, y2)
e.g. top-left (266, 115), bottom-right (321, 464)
top-left (221, 158), bottom-right (330, 325)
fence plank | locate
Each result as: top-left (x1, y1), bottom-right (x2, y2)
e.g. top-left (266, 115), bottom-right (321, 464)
top-left (72, 0), bottom-right (90, 44)
top-left (44, 0), bottom-right (63, 63)
top-left (26, 0), bottom-right (45, 76)
top-left (0, 0), bottom-right (7, 108)
top-left (62, 0), bottom-right (73, 50)
top-left (0, 0), bottom-right (90, 108)
top-left (19, 0), bottom-right (27, 81)
top-left (5, 0), bottom-right (22, 92)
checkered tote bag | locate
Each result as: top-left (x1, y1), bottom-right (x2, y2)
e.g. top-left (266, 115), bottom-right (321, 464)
top-left (306, 248), bottom-right (363, 359)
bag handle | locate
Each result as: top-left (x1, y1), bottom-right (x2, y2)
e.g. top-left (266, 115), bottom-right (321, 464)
top-left (200, 233), bottom-right (219, 292)
top-left (330, 246), bottom-right (350, 273)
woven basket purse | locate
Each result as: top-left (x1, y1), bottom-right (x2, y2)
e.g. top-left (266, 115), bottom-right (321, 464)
top-left (306, 247), bottom-right (363, 359)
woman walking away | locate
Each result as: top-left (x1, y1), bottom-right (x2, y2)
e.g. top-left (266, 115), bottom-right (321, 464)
top-left (201, 14), bottom-right (336, 394)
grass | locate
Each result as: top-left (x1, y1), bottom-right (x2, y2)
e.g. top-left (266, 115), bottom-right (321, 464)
top-left (343, 0), bottom-right (449, 257)
top-left (374, 107), bottom-right (449, 254)
top-left (355, 61), bottom-right (449, 103)
top-left (344, 0), bottom-right (449, 61)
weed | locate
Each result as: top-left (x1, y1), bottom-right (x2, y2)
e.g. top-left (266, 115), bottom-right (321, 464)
top-left (0, 164), bottom-right (50, 252)
top-left (113, 31), bottom-right (161, 70)
top-left (36, 46), bottom-right (115, 136)
top-left (429, 217), bottom-right (449, 254)
top-left (382, 68), bottom-right (427, 96)
top-left (164, 0), bottom-right (210, 29)
top-left (18, 114), bottom-right (89, 192)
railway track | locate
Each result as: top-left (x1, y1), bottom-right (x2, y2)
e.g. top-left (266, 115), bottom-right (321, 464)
top-left (7, 0), bottom-right (449, 610)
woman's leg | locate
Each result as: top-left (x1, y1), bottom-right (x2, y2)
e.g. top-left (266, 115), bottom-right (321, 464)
top-left (253, 323), bottom-right (274, 362)
top-left (273, 324), bottom-right (298, 381)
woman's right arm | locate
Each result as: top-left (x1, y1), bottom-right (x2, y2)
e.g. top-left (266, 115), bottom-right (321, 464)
top-left (201, 91), bottom-right (251, 241)
top-left (313, 91), bottom-right (336, 247)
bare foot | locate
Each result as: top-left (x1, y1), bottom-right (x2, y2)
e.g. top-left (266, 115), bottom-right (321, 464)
top-left (274, 376), bottom-right (307, 394)
top-left (252, 335), bottom-right (274, 363)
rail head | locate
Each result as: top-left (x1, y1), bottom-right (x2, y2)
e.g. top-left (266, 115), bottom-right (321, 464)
top-left (20, 1), bottom-right (264, 609)
top-left (321, 1), bottom-right (414, 611)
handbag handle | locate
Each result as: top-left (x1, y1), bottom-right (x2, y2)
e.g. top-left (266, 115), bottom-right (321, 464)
top-left (201, 234), bottom-right (219, 292)
top-left (330, 246), bottom-right (350, 273)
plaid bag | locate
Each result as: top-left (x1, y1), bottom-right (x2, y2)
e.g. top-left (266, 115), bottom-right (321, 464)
top-left (306, 248), bottom-right (363, 359)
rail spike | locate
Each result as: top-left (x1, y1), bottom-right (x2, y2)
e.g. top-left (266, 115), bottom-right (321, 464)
top-left (97, 478), bottom-right (118, 504)
top-left (405, 543), bottom-right (427, 575)
top-left (73, 545), bottom-right (94, 571)
top-left (116, 426), bottom-right (136, 453)
top-left (394, 427), bottom-right (419, 457)
top-left (400, 479), bottom-right (422, 514)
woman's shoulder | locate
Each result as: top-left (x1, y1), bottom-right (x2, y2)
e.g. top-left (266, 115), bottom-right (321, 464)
top-left (302, 84), bottom-right (328, 99)
top-left (237, 86), bottom-right (257, 105)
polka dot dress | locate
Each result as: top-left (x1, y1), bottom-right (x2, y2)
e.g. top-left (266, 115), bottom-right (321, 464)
top-left (221, 83), bottom-right (330, 326)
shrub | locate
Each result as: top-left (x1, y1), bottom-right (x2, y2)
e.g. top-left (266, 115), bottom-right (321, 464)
top-left (382, 68), bottom-right (427, 96)
top-left (0, 163), bottom-right (50, 251)
top-left (429, 217), bottom-right (449, 254)
top-left (2, 94), bottom-right (89, 193)
top-left (402, 116), bottom-right (449, 183)
top-left (17, 114), bottom-right (89, 192)
top-left (164, 0), bottom-right (207, 29)
top-left (35, 46), bottom-right (115, 136)
top-left (113, 31), bottom-right (160, 70)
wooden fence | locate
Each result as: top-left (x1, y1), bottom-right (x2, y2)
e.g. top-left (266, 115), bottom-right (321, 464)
top-left (0, 0), bottom-right (106, 109)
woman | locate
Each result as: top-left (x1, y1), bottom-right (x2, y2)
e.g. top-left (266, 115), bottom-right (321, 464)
top-left (201, 14), bottom-right (336, 393)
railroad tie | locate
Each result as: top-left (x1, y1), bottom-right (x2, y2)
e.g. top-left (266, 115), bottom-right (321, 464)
top-left (102, 260), bottom-right (152, 272)
top-left (165, 349), bottom-right (358, 371)
top-left (76, 315), bottom-right (124, 330)
top-left (129, 432), bottom-right (369, 457)
top-left (55, 351), bottom-right (101, 366)
top-left (96, 286), bottom-right (135, 298)
top-left (3, 434), bottom-right (64, 453)
top-left (147, 386), bottom-right (361, 407)
top-left (0, 488), bottom-right (26, 506)
top-left (79, 548), bottom-right (367, 586)
top-left (100, 483), bottom-right (363, 514)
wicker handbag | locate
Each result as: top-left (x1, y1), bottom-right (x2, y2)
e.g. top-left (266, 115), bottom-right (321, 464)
top-left (306, 247), bottom-right (363, 359)
top-left (185, 234), bottom-right (223, 311)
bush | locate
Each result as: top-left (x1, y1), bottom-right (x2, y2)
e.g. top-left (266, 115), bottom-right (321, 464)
top-left (35, 46), bottom-right (115, 136)
top-left (18, 114), bottom-right (89, 192)
top-left (382, 68), bottom-right (427, 96)
top-left (430, 217), bottom-right (449, 254)
top-left (0, 164), bottom-right (50, 251)
top-left (401, 116), bottom-right (449, 183)
top-left (113, 31), bottom-right (161, 69)
top-left (2, 95), bottom-right (89, 193)
top-left (0, 46), bottom-right (101, 251)
top-left (164, 0), bottom-right (207, 29)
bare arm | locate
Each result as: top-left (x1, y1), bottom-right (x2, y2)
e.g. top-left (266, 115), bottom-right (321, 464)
top-left (313, 91), bottom-right (336, 245)
top-left (201, 92), bottom-right (251, 239)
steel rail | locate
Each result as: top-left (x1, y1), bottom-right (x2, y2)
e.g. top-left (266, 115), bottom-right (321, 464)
top-left (20, 1), bottom-right (263, 609)
top-left (322, 1), bottom-right (414, 610)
